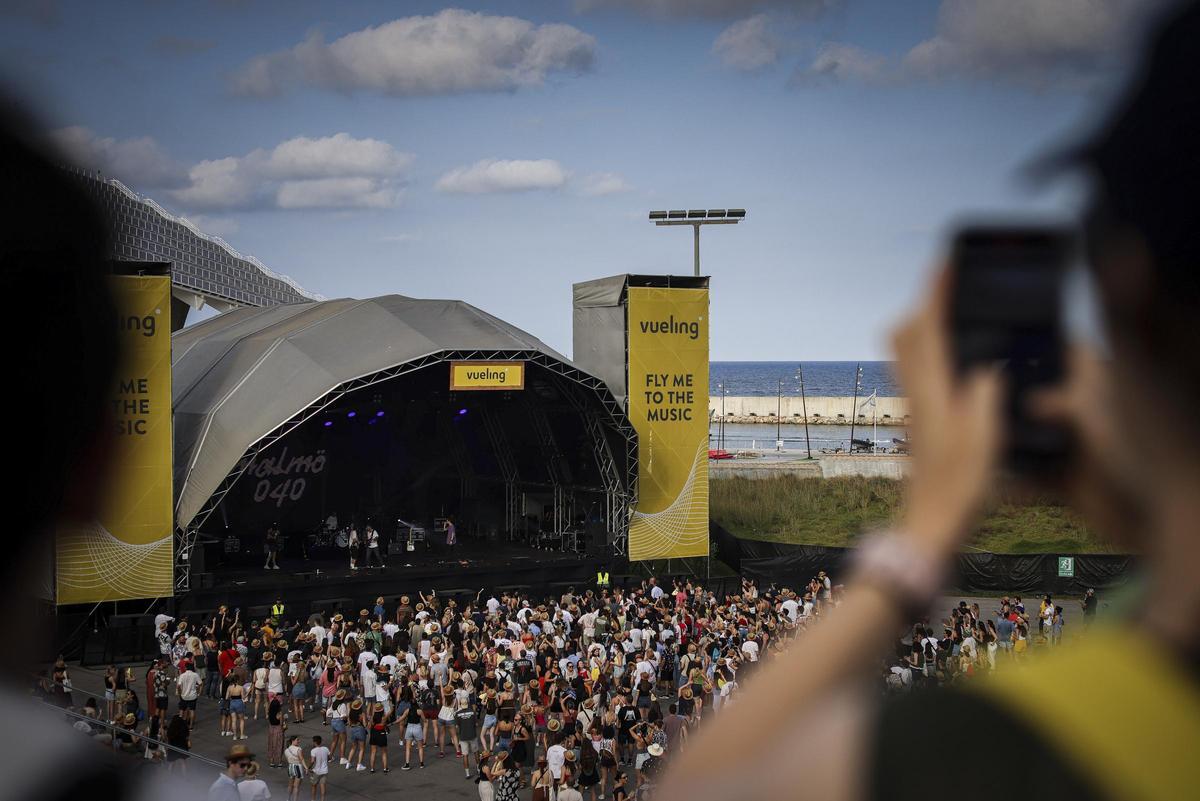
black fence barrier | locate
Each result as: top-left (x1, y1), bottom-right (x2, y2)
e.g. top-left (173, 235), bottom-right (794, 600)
top-left (714, 524), bottom-right (1138, 596)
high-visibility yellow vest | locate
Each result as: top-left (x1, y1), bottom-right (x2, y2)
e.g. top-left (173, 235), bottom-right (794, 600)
top-left (596, 571), bottom-right (610, 587)
top-left (975, 626), bottom-right (1200, 801)
top-left (271, 603), bottom-right (285, 618)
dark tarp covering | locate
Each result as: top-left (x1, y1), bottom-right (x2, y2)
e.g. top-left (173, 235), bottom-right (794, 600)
top-left (714, 524), bottom-right (1137, 595)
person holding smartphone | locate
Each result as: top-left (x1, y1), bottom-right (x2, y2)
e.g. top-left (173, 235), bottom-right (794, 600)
top-left (658, 5), bottom-right (1200, 801)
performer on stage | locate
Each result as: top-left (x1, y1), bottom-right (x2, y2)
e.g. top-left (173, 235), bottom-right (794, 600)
top-left (264, 524), bottom-right (280, 571)
top-left (365, 525), bottom-right (385, 568)
top-left (348, 526), bottom-right (359, 572)
top-left (445, 516), bottom-right (457, 552)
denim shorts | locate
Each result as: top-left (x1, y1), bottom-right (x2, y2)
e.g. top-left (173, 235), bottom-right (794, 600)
top-left (404, 723), bottom-right (424, 742)
top-left (230, 699), bottom-right (245, 715)
top-left (331, 718), bottom-right (346, 734)
top-left (350, 725), bottom-right (367, 743)
top-left (292, 684), bottom-right (307, 699)
top-left (482, 714), bottom-right (497, 730)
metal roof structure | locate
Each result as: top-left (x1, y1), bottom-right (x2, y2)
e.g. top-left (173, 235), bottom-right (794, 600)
top-left (171, 295), bottom-right (636, 590)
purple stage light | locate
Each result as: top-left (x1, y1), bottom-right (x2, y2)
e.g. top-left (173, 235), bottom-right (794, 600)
top-left (375, 411), bottom-right (385, 417)
top-left (347, 411), bottom-right (357, 418)
top-left (458, 408), bottom-right (468, 416)
top-left (323, 421), bottom-right (333, 427)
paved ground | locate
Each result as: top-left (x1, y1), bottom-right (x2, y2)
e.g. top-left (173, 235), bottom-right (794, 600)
top-left (59, 593), bottom-right (1105, 798)
top-left (65, 664), bottom-right (501, 800)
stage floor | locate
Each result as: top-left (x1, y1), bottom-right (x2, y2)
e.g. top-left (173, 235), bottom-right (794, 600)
top-left (183, 537), bottom-right (607, 618)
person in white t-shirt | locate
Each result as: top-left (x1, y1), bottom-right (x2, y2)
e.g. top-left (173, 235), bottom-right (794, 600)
top-left (740, 640), bottom-right (760, 662)
top-left (780, 597), bottom-right (800, 623)
top-left (308, 736), bottom-right (331, 801)
top-left (237, 761), bottom-right (271, 801)
top-left (176, 663), bottom-right (201, 727)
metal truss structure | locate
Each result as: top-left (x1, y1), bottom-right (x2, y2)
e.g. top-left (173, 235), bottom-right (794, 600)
top-left (175, 349), bottom-right (636, 592)
top-left (526, 399), bottom-right (570, 537)
top-left (480, 405), bottom-right (521, 539)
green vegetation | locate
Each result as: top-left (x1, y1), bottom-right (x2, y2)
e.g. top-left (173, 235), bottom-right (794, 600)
top-left (710, 475), bottom-right (1113, 553)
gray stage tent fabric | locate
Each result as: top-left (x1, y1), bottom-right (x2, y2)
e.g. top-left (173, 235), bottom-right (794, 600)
top-left (171, 295), bottom-right (575, 531)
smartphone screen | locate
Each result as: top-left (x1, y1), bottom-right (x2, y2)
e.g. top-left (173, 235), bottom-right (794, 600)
top-left (950, 226), bottom-right (1074, 473)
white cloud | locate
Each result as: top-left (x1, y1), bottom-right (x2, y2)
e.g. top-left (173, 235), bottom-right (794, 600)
top-left (258, 133), bottom-right (412, 180)
top-left (276, 177), bottom-right (398, 209)
top-left (230, 9), bottom-right (596, 98)
top-left (578, 172), bottom-right (633, 197)
top-left (794, 42), bottom-right (888, 84)
top-left (50, 126), bottom-right (188, 188)
top-left (713, 14), bottom-right (779, 71)
top-left (435, 159), bottom-right (569, 194)
top-left (172, 133), bottom-right (412, 211)
top-left (576, 0), bottom-right (833, 19)
top-left (903, 0), bottom-right (1150, 87)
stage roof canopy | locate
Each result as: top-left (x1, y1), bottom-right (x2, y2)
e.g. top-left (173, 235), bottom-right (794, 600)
top-left (172, 295), bottom-right (589, 531)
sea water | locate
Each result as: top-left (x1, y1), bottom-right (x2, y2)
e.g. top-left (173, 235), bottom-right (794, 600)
top-left (710, 361), bottom-right (899, 397)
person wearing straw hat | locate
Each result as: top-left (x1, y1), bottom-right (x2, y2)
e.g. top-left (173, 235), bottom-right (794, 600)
top-left (477, 748), bottom-right (496, 801)
top-left (328, 689), bottom-right (350, 766)
top-left (481, 686), bottom-right (500, 751)
top-left (210, 743), bottom-right (254, 801)
top-left (546, 717), bottom-right (567, 783)
top-left (346, 698), bottom-right (368, 771)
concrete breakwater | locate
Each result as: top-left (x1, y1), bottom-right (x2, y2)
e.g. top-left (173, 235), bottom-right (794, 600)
top-left (709, 396), bottom-right (908, 424)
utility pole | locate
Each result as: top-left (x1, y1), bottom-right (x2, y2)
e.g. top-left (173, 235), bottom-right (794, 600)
top-left (776, 378), bottom-right (782, 451)
top-left (797, 365), bottom-right (812, 459)
top-left (848, 363), bottom-right (862, 454)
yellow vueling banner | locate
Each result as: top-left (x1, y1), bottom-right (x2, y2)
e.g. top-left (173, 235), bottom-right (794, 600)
top-left (56, 275), bottom-right (174, 604)
top-left (627, 286), bottom-right (709, 560)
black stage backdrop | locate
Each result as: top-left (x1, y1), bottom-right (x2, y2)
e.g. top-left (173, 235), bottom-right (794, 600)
top-left (713, 524), bottom-right (1137, 596)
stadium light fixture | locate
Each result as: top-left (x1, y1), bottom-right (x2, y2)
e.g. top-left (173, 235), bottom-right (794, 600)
top-left (648, 207), bottom-right (747, 276)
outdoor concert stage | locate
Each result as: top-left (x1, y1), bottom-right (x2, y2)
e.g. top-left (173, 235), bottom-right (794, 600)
top-left (180, 538), bottom-right (614, 619)
top-left (171, 295), bottom-right (639, 603)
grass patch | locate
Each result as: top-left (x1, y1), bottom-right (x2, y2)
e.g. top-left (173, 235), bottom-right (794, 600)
top-left (710, 475), bottom-right (1113, 553)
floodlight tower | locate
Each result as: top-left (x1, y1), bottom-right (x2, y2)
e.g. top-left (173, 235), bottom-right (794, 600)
top-left (648, 209), bottom-right (746, 276)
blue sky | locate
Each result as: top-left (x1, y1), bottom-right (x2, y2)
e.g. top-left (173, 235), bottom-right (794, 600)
top-left (0, 0), bottom-right (1160, 359)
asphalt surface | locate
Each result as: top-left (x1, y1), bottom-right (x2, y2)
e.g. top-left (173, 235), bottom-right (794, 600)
top-left (65, 664), bottom-right (510, 800)
top-left (59, 593), bottom-right (1105, 798)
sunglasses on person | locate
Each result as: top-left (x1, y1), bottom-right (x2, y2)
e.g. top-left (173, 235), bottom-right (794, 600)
top-left (235, 761), bottom-right (252, 768)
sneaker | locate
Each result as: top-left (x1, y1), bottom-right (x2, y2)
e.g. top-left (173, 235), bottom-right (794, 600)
top-left (383, 768), bottom-right (389, 774)
top-left (402, 764), bottom-right (412, 771)
top-left (356, 764), bottom-right (367, 772)
top-left (343, 763), bottom-right (351, 770)
top-left (438, 751), bottom-right (445, 758)
top-left (340, 758), bottom-right (349, 766)
top-left (369, 769), bottom-right (375, 774)
top-left (420, 762), bottom-right (425, 769)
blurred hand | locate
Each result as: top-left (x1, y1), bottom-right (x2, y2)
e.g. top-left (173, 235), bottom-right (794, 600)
top-left (891, 269), bottom-right (1004, 556)
top-left (1029, 348), bottom-right (1144, 550)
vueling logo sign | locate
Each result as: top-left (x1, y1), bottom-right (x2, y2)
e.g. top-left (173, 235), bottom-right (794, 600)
top-left (638, 315), bottom-right (700, 340)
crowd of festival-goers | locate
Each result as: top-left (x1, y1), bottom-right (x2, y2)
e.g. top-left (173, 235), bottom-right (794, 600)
top-left (32, 573), bottom-right (1099, 800)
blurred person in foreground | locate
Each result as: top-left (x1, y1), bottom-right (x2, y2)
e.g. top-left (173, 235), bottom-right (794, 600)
top-left (0, 104), bottom-right (202, 798)
top-left (659, 3), bottom-right (1200, 801)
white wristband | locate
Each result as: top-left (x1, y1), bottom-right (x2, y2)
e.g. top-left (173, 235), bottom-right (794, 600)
top-left (852, 532), bottom-right (945, 613)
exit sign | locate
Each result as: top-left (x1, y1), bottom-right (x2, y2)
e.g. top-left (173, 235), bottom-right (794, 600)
top-left (1057, 556), bottom-right (1075, 578)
